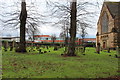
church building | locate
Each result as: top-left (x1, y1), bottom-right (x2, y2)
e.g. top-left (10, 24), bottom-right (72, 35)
top-left (96, 2), bottom-right (120, 49)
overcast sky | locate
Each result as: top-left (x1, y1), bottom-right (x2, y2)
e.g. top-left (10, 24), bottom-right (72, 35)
top-left (0, 0), bottom-right (120, 38)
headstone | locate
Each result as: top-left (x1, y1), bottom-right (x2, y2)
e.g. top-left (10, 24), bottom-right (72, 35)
top-left (10, 43), bottom-right (13, 51)
top-left (116, 46), bottom-right (120, 58)
top-left (107, 48), bottom-right (110, 53)
top-left (46, 46), bottom-right (49, 49)
top-left (44, 51), bottom-right (47, 53)
top-left (54, 46), bottom-right (58, 51)
top-left (96, 43), bottom-right (101, 54)
top-left (28, 49), bottom-right (31, 52)
top-left (4, 41), bottom-right (8, 52)
top-left (38, 49), bottom-right (42, 54)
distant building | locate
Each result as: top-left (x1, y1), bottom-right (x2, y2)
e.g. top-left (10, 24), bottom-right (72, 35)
top-left (0, 37), bottom-right (20, 42)
top-left (96, 2), bottom-right (120, 49)
top-left (33, 35), bottom-right (96, 45)
top-left (34, 35), bottom-right (64, 43)
top-left (78, 38), bottom-right (96, 45)
top-left (79, 38), bottom-right (96, 42)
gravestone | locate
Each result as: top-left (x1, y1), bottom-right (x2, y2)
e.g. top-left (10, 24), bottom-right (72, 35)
top-left (46, 46), bottom-right (49, 49)
top-left (38, 49), bottom-right (43, 54)
top-left (44, 51), bottom-right (47, 53)
top-left (3, 41), bottom-right (8, 52)
top-left (36, 45), bottom-right (40, 50)
top-left (116, 46), bottom-right (120, 58)
top-left (10, 43), bottom-right (13, 51)
top-left (96, 43), bottom-right (101, 54)
top-left (54, 46), bottom-right (58, 51)
top-left (79, 47), bottom-right (84, 53)
top-left (28, 49), bottom-right (31, 52)
top-left (107, 48), bottom-right (110, 53)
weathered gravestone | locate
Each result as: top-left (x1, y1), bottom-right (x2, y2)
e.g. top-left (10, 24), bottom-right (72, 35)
top-left (3, 41), bottom-right (8, 52)
top-left (46, 46), bottom-right (49, 49)
top-left (36, 45), bottom-right (40, 50)
top-left (10, 43), bottom-right (13, 51)
top-left (107, 48), bottom-right (111, 53)
top-left (38, 49), bottom-right (41, 54)
top-left (54, 46), bottom-right (58, 51)
top-left (96, 43), bottom-right (101, 54)
top-left (116, 46), bottom-right (120, 58)
top-left (44, 51), bottom-right (47, 53)
top-left (79, 47), bottom-right (84, 53)
top-left (38, 49), bottom-right (43, 54)
top-left (9, 41), bottom-right (15, 51)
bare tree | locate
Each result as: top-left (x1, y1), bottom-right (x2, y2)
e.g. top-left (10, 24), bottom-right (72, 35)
top-left (46, 0), bottom-right (99, 56)
top-left (51, 34), bottom-right (56, 46)
top-left (78, 22), bottom-right (88, 45)
top-left (67, 0), bottom-right (77, 56)
top-left (59, 20), bottom-right (69, 46)
top-left (1, 0), bottom-right (44, 52)
top-left (17, 0), bottom-right (27, 52)
top-left (60, 25), bottom-right (69, 52)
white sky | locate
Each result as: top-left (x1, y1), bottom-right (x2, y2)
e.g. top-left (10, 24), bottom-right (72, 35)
top-left (0, 0), bottom-right (120, 38)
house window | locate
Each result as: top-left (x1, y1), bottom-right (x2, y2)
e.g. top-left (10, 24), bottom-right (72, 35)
top-left (101, 12), bottom-right (108, 33)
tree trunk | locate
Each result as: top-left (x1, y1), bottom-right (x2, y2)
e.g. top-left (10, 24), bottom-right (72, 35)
top-left (16, 1), bottom-right (27, 52)
top-left (67, 0), bottom-right (77, 56)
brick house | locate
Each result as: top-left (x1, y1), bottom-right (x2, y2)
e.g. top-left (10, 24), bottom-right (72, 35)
top-left (96, 2), bottom-right (120, 49)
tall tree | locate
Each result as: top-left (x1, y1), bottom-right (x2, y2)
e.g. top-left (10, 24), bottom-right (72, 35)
top-left (67, 0), bottom-right (77, 56)
top-left (46, 0), bottom-right (101, 56)
top-left (18, 0), bottom-right (27, 52)
top-left (1, 0), bottom-right (44, 52)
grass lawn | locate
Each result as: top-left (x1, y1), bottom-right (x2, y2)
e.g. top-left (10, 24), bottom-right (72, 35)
top-left (1, 47), bottom-right (119, 78)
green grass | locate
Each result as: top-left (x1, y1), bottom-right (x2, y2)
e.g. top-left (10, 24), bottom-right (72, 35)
top-left (2, 47), bottom-right (119, 78)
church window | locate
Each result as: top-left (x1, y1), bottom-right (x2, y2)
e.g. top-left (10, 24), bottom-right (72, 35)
top-left (101, 12), bottom-right (108, 33)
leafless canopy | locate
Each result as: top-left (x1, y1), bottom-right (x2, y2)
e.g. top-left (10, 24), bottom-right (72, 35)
top-left (0, 0), bottom-right (46, 39)
top-left (46, 0), bottom-right (103, 38)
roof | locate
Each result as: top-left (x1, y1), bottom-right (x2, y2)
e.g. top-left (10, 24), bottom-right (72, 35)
top-left (34, 35), bottom-right (51, 37)
top-left (79, 38), bottom-right (96, 42)
top-left (0, 37), bottom-right (20, 39)
top-left (104, 2), bottom-right (120, 18)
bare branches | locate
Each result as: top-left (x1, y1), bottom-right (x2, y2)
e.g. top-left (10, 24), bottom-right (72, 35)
top-left (1, 0), bottom-right (46, 37)
top-left (46, 0), bottom-right (103, 48)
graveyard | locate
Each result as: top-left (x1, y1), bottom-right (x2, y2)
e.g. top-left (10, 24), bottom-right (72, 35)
top-left (1, 45), bottom-right (119, 78)
top-left (1, 0), bottom-right (120, 79)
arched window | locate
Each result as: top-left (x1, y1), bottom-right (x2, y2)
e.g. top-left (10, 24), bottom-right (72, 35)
top-left (101, 12), bottom-right (108, 33)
